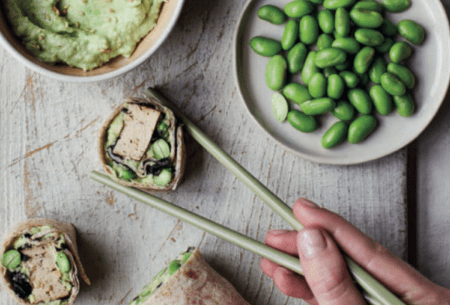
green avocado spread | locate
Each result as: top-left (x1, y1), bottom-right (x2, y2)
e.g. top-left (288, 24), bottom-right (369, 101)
top-left (4, 0), bottom-right (165, 70)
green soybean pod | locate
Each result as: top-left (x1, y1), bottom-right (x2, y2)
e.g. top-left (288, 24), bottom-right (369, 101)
top-left (389, 41), bottom-right (412, 63)
top-left (309, 73), bottom-right (328, 98)
top-left (354, 46), bottom-right (375, 74)
top-left (315, 47), bottom-right (347, 68)
top-left (324, 0), bottom-right (357, 10)
top-left (394, 92), bottom-right (415, 117)
top-left (376, 37), bottom-right (395, 53)
top-left (317, 34), bottom-right (334, 50)
top-left (265, 55), bottom-right (287, 91)
top-left (387, 63), bottom-right (415, 89)
top-left (369, 56), bottom-right (387, 84)
top-left (339, 71), bottom-right (360, 88)
top-left (283, 82), bottom-right (312, 105)
top-left (382, 0), bottom-right (411, 13)
top-left (353, 0), bottom-right (383, 13)
top-left (380, 19), bottom-right (398, 37)
top-left (250, 36), bottom-right (282, 57)
top-left (380, 72), bottom-right (406, 96)
top-left (282, 20), bottom-right (299, 51)
top-left (288, 110), bottom-right (318, 132)
top-left (332, 100), bottom-right (356, 120)
top-left (302, 51), bottom-right (320, 85)
top-left (324, 67), bottom-right (338, 77)
top-left (287, 42), bottom-right (308, 74)
top-left (350, 8), bottom-right (384, 28)
top-left (348, 115), bottom-right (377, 144)
top-left (335, 8), bottom-right (351, 37)
top-left (284, 0), bottom-right (315, 18)
top-left (327, 74), bottom-right (345, 99)
top-left (348, 88), bottom-right (373, 114)
top-left (398, 19), bottom-right (425, 45)
top-left (322, 121), bottom-right (348, 149)
top-left (332, 37), bottom-right (361, 54)
top-left (354, 29), bottom-right (384, 46)
top-left (369, 85), bottom-right (394, 115)
top-left (301, 98), bottom-right (336, 115)
top-left (318, 9), bottom-right (335, 34)
top-left (300, 15), bottom-right (319, 45)
top-left (258, 5), bottom-right (287, 25)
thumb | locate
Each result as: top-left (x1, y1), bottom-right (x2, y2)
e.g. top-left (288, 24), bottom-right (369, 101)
top-left (297, 228), bottom-right (365, 305)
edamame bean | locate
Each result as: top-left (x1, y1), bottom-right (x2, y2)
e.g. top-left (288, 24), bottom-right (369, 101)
top-left (335, 60), bottom-right (351, 71)
top-left (283, 82), bottom-right (312, 105)
top-left (369, 85), bottom-right (394, 115)
top-left (324, 0), bottom-right (356, 10)
top-left (380, 72), bottom-right (406, 96)
top-left (318, 9), bottom-right (335, 34)
top-left (317, 34), bottom-right (334, 50)
top-left (301, 98), bottom-right (336, 115)
top-left (309, 0), bottom-right (324, 3)
top-left (265, 55), bottom-right (287, 91)
top-left (249, 37), bottom-right (282, 57)
top-left (382, 0), bottom-right (411, 13)
top-left (154, 168), bottom-right (173, 186)
top-left (348, 115), bottom-right (377, 144)
top-left (168, 260), bottom-right (182, 275)
top-left (332, 37), bottom-right (361, 54)
top-left (150, 139), bottom-right (171, 160)
top-left (394, 92), bottom-right (415, 117)
top-left (335, 8), bottom-right (351, 37)
top-left (348, 88), bottom-right (373, 114)
top-left (327, 74), bottom-right (345, 99)
top-left (324, 67), bottom-right (338, 77)
top-left (314, 47), bottom-right (347, 68)
top-left (258, 5), bottom-right (287, 25)
top-left (272, 92), bottom-right (289, 122)
top-left (2, 250), bottom-right (21, 270)
top-left (387, 63), bottom-right (415, 89)
top-left (350, 8), bottom-right (383, 28)
top-left (182, 253), bottom-right (192, 263)
top-left (332, 100), bottom-right (356, 121)
top-left (353, 0), bottom-right (383, 13)
top-left (376, 37), bottom-right (394, 53)
top-left (282, 20), bottom-right (299, 51)
top-left (369, 56), bottom-right (387, 84)
top-left (309, 73), bottom-right (327, 98)
top-left (118, 168), bottom-right (136, 180)
top-left (357, 71), bottom-right (370, 85)
top-left (56, 252), bottom-right (70, 273)
top-left (284, 0), bottom-right (315, 18)
top-left (380, 19), bottom-right (398, 37)
top-left (300, 15), bottom-right (319, 45)
top-left (389, 41), bottom-right (412, 63)
top-left (354, 29), bottom-right (384, 46)
top-left (287, 42), bottom-right (308, 74)
top-left (398, 19), bottom-right (425, 45)
top-left (354, 46), bottom-right (375, 74)
top-left (301, 51), bottom-right (320, 85)
top-left (339, 71), bottom-right (359, 88)
top-left (288, 110), bottom-right (318, 132)
top-left (322, 121), bottom-right (348, 149)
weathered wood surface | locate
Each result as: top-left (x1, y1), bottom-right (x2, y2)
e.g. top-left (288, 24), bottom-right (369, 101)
top-left (0, 1), bottom-right (409, 304)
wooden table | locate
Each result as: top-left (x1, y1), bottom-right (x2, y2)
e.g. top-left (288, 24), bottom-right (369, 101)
top-left (1, 0), bottom-right (448, 304)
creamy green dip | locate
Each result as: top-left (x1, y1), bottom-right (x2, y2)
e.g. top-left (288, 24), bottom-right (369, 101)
top-left (4, 0), bottom-right (165, 70)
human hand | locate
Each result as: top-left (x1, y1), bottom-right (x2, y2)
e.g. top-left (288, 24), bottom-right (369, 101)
top-left (260, 198), bottom-right (450, 305)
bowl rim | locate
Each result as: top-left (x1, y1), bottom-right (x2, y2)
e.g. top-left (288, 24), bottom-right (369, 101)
top-left (0, 0), bottom-right (185, 83)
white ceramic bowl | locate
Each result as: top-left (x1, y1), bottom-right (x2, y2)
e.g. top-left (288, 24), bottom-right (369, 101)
top-left (0, 0), bottom-right (184, 82)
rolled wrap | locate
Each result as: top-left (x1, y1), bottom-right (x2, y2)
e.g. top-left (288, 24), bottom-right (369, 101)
top-left (0, 219), bottom-right (90, 305)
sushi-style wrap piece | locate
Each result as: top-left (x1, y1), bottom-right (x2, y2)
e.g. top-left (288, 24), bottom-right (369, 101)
top-left (99, 97), bottom-right (186, 192)
top-left (0, 219), bottom-right (90, 305)
top-left (129, 247), bottom-right (250, 305)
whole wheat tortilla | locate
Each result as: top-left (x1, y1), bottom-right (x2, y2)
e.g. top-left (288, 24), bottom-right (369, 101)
top-left (142, 248), bottom-right (250, 305)
top-left (99, 97), bottom-right (186, 193)
top-left (0, 218), bottom-right (90, 305)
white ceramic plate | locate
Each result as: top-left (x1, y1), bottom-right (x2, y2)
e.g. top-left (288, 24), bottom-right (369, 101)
top-left (234, 0), bottom-right (450, 165)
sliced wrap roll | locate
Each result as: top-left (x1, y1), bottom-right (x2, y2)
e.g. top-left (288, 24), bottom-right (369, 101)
top-left (99, 97), bottom-right (186, 192)
top-left (0, 219), bottom-right (90, 305)
top-left (129, 247), bottom-right (250, 305)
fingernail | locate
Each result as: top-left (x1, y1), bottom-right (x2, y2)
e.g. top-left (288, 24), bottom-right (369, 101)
top-left (269, 229), bottom-right (290, 235)
top-left (299, 198), bottom-right (319, 208)
top-left (298, 229), bottom-right (326, 259)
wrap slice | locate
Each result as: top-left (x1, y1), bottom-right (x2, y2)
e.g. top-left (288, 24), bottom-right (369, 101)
top-left (0, 219), bottom-right (90, 305)
top-left (129, 247), bottom-right (250, 305)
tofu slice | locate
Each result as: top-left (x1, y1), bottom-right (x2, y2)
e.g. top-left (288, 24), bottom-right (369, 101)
top-left (113, 104), bottom-right (161, 161)
top-left (21, 243), bottom-right (70, 303)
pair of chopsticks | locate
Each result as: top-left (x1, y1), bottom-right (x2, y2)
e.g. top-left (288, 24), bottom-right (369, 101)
top-left (91, 88), bottom-right (404, 305)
